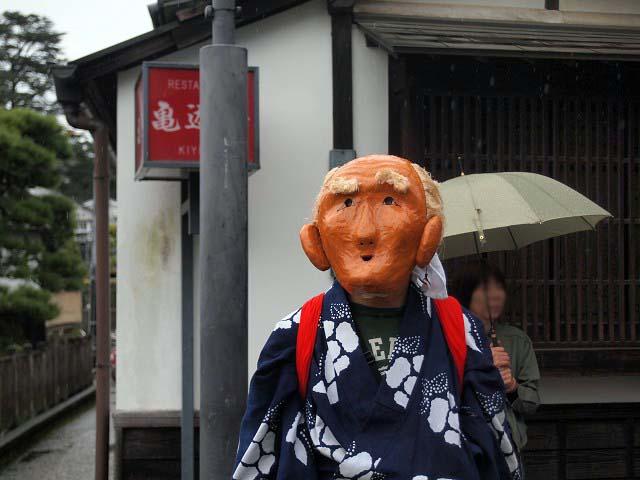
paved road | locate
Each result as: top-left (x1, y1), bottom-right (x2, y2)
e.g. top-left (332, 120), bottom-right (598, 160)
top-left (0, 390), bottom-right (115, 480)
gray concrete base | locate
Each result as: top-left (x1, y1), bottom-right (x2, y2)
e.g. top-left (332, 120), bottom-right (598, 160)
top-left (540, 375), bottom-right (640, 404)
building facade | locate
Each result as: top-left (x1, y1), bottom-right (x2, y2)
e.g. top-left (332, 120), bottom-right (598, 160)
top-left (55, 1), bottom-right (640, 478)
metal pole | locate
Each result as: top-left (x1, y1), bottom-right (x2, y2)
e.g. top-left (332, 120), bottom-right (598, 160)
top-left (181, 179), bottom-right (195, 480)
top-left (199, 1), bottom-right (248, 478)
top-left (93, 124), bottom-right (111, 480)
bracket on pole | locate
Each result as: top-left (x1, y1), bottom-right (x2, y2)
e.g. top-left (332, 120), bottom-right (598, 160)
top-left (205, 1), bottom-right (242, 19)
top-left (329, 149), bottom-right (356, 169)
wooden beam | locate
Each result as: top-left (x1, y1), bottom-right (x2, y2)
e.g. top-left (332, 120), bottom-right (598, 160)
top-left (545, 0), bottom-right (560, 10)
top-left (388, 56), bottom-right (406, 157)
top-left (113, 410), bottom-right (200, 429)
top-left (388, 57), bottom-right (423, 164)
top-left (359, 24), bottom-right (396, 56)
top-left (354, 2), bottom-right (640, 29)
top-left (328, 0), bottom-right (355, 14)
top-left (536, 348), bottom-right (640, 375)
top-left (331, 10), bottom-right (354, 150)
top-left (74, 25), bottom-right (177, 82)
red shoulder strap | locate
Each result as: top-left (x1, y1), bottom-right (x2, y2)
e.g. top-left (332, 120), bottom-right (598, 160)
top-left (295, 293), bottom-right (466, 399)
top-left (296, 293), bottom-right (325, 398)
top-left (433, 296), bottom-right (467, 392)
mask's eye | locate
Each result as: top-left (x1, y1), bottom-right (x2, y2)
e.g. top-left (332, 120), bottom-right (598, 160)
top-left (383, 196), bottom-right (395, 205)
top-left (344, 198), bottom-right (354, 207)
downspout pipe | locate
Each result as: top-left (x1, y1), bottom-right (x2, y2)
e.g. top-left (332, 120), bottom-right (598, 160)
top-left (53, 65), bottom-right (111, 480)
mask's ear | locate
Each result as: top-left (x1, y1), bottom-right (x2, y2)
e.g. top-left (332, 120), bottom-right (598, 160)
top-left (300, 224), bottom-right (330, 271)
top-left (415, 216), bottom-right (443, 268)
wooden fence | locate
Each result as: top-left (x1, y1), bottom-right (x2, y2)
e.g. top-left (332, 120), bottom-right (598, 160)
top-left (0, 337), bottom-right (93, 435)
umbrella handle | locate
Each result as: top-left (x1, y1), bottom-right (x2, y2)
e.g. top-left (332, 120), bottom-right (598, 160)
top-left (481, 275), bottom-right (499, 347)
top-left (489, 320), bottom-right (498, 347)
top-left (475, 248), bottom-right (498, 346)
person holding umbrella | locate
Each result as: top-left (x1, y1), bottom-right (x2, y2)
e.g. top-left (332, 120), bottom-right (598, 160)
top-left (437, 168), bottom-right (612, 478)
top-left (451, 261), bottom-right (541, 455)
top-left (438, 167), bottom-right (612, 468)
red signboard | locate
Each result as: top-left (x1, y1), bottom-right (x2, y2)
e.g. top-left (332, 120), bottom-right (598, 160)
top-left (135, 62), bottom-right (259, 181)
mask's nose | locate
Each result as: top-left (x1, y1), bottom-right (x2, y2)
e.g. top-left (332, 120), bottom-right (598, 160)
top-left (354, 204), bottom-right (376, 248)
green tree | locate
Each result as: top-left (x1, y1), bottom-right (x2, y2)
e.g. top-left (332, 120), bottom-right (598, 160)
top-left (0, 285), bottom-right (59, 351)
top-left (109, 224), bottom-right (117, 273)
top-left (0, 11), bottom-right (107, 202)
top-left (58, 131), bottom-right (116, 202)
top-left (0, 11), bottom-right (64, 112)
top-left (0, 109), bottom-right (85, 345)
top-left (58, 132), bottom-right (94, 203)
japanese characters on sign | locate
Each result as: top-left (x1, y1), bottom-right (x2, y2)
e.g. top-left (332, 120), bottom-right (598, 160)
top-left (135, 62), bottom-right (259, 181)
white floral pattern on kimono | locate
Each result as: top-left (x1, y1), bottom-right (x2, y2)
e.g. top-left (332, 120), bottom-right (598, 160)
top-left (234, 282), bottom-right (522, 479)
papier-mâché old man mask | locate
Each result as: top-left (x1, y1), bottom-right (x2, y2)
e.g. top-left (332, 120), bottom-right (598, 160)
top-left (300, 155), bottom-right (444, 306)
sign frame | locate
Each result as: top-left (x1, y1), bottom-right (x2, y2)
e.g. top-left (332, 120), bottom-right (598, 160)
top-left (135, 61), bottom-right (260, 181)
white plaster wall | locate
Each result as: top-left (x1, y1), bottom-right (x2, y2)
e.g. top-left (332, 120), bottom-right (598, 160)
top-left (560, 0), bottom-right (640, 14)
top-left (241, 0), bottom-right (333, 378)
top-left (352, 27), bottom-right (388, 156)
top-left (116, 67), bottom-right (183, 411)
top-left (116, 0), bottom-right (336, 411)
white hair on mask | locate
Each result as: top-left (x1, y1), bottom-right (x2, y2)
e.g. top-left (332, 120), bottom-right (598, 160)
top-left (311, 157), bottom-right (443, 231)
top-left (410, 162), bottom-right (443, 223)
top-left (327, 176), bottom-right (359, 195)
top-left (375, 168), bottom-right (410, 193)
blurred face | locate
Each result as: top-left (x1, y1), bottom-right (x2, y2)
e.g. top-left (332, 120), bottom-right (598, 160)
top-left (315, 157), bottom-right (428, 301)
top-left (469, 278), bottom-right (507, 329)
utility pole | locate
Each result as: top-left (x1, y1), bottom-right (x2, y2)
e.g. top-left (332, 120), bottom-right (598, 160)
top-left (199, 1), bottom-right (248, 478)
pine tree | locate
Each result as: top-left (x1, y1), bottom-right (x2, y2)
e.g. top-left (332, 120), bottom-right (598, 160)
top-left (0, 109), bottom-right (85, 347)
top-left (0, 11), bottom-right (64, 113)
top-left (1, 10), bottom-right (106, 202)
top-left (58, 132), bottom-right (95, 203)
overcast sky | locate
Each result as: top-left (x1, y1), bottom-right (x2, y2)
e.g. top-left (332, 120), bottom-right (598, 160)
top-left (4, 0), bottom-right (154, 61)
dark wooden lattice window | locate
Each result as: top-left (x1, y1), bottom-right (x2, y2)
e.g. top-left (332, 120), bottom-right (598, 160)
top-left (394, 57), bottom-right (640, 349)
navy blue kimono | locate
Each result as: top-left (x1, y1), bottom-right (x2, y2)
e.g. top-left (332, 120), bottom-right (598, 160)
top-left (234, 281), bottom-right (522, 479)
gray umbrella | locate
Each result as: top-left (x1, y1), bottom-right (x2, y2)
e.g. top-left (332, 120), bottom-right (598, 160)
top-left (439, 172), bottom-right (611, 260)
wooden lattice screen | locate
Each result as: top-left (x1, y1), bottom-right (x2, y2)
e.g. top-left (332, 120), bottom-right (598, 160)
top-left (424, 93), bottom-right (639, 347)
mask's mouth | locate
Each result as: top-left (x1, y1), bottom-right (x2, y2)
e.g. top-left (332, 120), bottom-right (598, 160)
top-left (361, 255), bottom-right (374, 262)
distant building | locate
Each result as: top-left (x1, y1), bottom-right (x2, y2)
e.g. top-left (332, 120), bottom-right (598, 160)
top-left (74, 202), bottom-right (93, 263)
top-left (75, 198), bottom-right (118, 264)
top-left (46, 290), bottom-right (84, 333)
top-left (73, 198), bottom-right (118, 341)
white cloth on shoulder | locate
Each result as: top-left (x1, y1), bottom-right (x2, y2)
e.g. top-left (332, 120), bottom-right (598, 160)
top-left (412, 253), bottom-right (448, 299)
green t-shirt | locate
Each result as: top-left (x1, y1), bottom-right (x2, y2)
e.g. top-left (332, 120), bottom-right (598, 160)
top-left (350, 302), bottom-right (403, 382)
